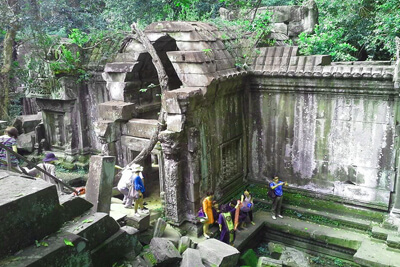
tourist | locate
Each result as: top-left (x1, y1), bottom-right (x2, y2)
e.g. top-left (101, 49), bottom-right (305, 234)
top-left (0, 126), bottom-right (19, 170)
top-left (117, 167), bottom-right (135, 208)
top-left (218, 202), bottom-right (239, 246)
top-left (240, 188), bottom-right (255, 225)
top-left (212, 200), bottom-right (221, 224)
top-left (24, 152), bottom-right (64, 192)
top-left (270, 176), bottom-right (288, 220)
top-left (202, 191), bottom-right (214, 238)
top-left (229, 199), bottom-right (247, 230)
top-left (129, 168), bottom-right (149, 217)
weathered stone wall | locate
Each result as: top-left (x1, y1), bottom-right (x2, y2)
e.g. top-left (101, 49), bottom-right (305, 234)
top-left (249, 47), bottom-right (397, 209)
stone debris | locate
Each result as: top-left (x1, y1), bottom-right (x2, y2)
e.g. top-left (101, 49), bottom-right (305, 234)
top-left (197, 238), bottom-right (240, 267)
top-left (257, 256), bottom-right (283, 267)
top-left (178, 236), bottom-right (193, 254)
top-left (280, 247), bottom-right (310, 267)
top-left (180, 248), bottom-right (205, 267)
top-left (267, 242), bottom-right (286, 260)
top-left (149, 237), bottom-right (182, 266)
top-left (153, 217), bottom-right (167, 237)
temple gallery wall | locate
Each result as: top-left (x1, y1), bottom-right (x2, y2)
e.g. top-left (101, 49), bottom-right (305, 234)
top-left (17, 16), bottom-right (400, 225)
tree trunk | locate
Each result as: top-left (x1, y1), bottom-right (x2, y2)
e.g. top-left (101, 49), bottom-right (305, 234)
top-left (126, 23), bottom-right (169, 166)
top-left (0, 25), bottom-right (16, 120)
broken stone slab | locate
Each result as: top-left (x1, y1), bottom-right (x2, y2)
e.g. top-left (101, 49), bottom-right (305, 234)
top-left (123, 118), bottom-right (159, 139)
top-left (280, 247), bottom-right (310, 267)
top-left (126, 212), bottom-right (150, 232)
top-left (268, 242), bottom-right (286, 260)
top-left (121, 226), bottom-right (142, 255)
top-left (98, 101), bottom-right (136, 122)
top-left (65, 212), bottom-right (120, 250)
top-left (0, 176), bottom-right (61, 259)
top-left (0, 231), bottom-right (91, 267)
top-left (13, 113), bottom-right (42, 134)
top-left (59, 194), bottom-right (93, 222)
top-left (16, 131), bottom-right (35, 153)
top-left (198, 238), bottom-right (240, 267)
top-left (149, 237), bottom-right (182, 266)
top-left (85, 156), bottom-right (116, 214)
top-left (153, 217), bottom-right (167, 238)
top-left (94, 120), bottom-right (121, 143)
top-left (257, 257), bottom-right (283, 267)
top-left (178, 236), bottom-right (192, 254)
top-left (239, 249), bottom-right (258, 267)
top-left (180, 248), bottom-right (205, 267)
top-left (91, 228), bottom-right (140, 267)
top-left (166, 114), bottom-right (185, 132)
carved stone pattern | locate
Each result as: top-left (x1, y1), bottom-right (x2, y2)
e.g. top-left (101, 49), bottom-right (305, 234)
top-left (220, 137), bottom-right (242, 183)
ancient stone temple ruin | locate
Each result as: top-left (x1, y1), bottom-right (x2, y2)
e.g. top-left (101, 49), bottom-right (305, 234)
top-left (3, 2), bottom-right (400, 266)
top-left (95, 20), bottom-right (400, 226)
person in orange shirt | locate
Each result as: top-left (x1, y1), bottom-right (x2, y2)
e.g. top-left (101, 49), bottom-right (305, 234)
top-left (202, 191), bottom-right (214, 238)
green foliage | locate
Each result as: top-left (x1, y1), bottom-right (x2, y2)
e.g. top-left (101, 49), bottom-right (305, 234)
top-left (298, 25), bottom-right (357, 61)
top-left (63, 238), bottom-right (74, 247)
top-left (35, 240), bottom-right (49, 248)
top-left (68, 29), bottom-right (89, 47)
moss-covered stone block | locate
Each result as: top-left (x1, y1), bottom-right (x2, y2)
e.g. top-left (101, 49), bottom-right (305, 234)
top-left (239, 249), bottom-right (258, 267)
top-left (267, 242), bottom-right (285, 260)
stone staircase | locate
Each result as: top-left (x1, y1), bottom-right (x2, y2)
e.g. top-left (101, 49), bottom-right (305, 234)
top-left (0, 170), bottom-right (140, 267)
top-left (240, 195), bottom-right (400, 266)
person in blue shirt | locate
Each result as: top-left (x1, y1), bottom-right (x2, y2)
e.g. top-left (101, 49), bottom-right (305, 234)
top-left (269, 176), bottom-right (288, 220)
top-left (129, 170), bottom-right (149, 217)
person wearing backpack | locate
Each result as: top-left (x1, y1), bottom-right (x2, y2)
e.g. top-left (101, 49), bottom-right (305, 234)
top-left (240, 188), bottom-right (255, 226)
top-left (269, 176), bottom-right (288, 220)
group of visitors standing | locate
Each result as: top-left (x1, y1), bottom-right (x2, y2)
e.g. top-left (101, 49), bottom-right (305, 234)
top-left (200, 188), bottom-right (256, 245)
top-left (117, 164), bottom-right (149, 217)
top-left (200, 175), bottom-right (288, 246)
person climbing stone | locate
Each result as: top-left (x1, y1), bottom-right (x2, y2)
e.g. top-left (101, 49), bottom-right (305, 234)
top-left (270, 176), bottom-right (288, 220)
top-left (0, 126), bottom-right (19, 170)
top-left (202, 191), bottom-right (214, 238)
top-left (24, 152), bottom-right (64, 192)
top-left (240, 188), bottom-right (255, 225)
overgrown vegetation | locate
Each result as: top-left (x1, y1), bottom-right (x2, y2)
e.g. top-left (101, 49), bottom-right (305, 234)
top-left (0, 0), bottom-right (399, 121)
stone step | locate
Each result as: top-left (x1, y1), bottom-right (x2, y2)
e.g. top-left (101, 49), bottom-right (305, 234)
top-left (387, 234), bottom-right (400, 250)
top-left (371, 225), bottom-right (396, 241)
top-left (257, 211), bottom-right (365, 252)
top-left (0, 231), bottom-right (91, 267)
top-left (59, 194), bottom-right (93, 223)
top-left (91, 226), bottom-right (140, 267)
top-left (0, 173), bottom-right (62, 259)
top-left (354, 240), bottom-right (400, 266)
top-left (123, 118), bottom-right (159, 139)
top-left (256, 199), bottom-right (373, 232)
top-left (64, 212), bottom-right (121, 250)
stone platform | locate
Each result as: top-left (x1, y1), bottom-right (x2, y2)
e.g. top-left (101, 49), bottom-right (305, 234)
top-left (232, 210), bottom-right (400, 266)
